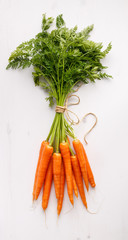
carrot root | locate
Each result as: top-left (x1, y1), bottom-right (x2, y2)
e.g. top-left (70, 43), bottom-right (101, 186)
top-left (57, 162), bottom-right (65, 216)
top-left (73, 139), bottom-right (89, 191)
top-left (42, 158), bottom-right (53, 210)
top-left (60, 142), bottom-right (74, 205)
top-left (34, 144), bottom-right (53, 200)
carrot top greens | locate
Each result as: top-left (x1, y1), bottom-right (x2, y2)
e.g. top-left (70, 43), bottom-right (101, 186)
top-left (6, 14), bottom-right (112, 107)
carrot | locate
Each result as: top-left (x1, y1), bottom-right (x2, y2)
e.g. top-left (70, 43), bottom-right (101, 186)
top-left (34, 144), bottom-right (53, 200)
top-left (71, 155), bottom-right (87, 208)
top-left (33, 141), bottom-right (48, 200)
top-left (73, 139), bottom-right (89, 191)
top-left (53, 153), bottom-right (62, 199)
top-left (81, 144), bottom-right (96, 187)
top-left (57, 162), bottom-right (65, 215)
top-left (42, 158), bottom-right (53, 210)
top-left (60, 142), bottom-right (74, 205)
top-left (72, 173), bottom-right (78, 198)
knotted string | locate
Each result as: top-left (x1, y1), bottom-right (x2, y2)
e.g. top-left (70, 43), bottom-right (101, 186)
top-left (55, 84), bottom-right (97, 144)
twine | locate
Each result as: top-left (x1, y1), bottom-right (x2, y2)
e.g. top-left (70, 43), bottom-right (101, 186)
top-left (55, 83), bottom-right (97, 144)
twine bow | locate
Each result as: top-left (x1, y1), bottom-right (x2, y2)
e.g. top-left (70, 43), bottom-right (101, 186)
top-left (55, 84), bottom-right (97, 144)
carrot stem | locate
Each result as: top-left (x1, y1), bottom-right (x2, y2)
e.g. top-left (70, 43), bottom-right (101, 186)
top-left (64, 118), bottom-right (76, 139)
top-left (49, 115), bottom-right (58, 146)
top-left (61, 114), bottom-right (65, 142)
top-left (46, 114), bottom-right (57, 142)
top-left (55, 113), bottom-right (60, 153)
top-left (65, 136), bottom-right (74, 156)
top-left (59, 115), bottom-right (62, 143)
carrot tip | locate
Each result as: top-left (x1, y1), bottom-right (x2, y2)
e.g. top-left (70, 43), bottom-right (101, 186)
top-left (56, 193), bottom-right (60, 199)
top-left (85, 203), bottom-right (88, 209)
top-left (57, 211), bottom-right (60, 216)
top-left (34, 195), bottom-right (38, 200)
top-left (70, 199), bottom-right (74, 205)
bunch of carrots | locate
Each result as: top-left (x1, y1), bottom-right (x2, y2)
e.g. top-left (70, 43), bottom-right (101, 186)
top-left (6, 14), bottom-right (111, 216)
top-left (33, 135), bottom-right (95, 215)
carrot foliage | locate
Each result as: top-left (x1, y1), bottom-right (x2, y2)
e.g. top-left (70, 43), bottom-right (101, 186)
top-left (6, 14), bottom-right (112, 107)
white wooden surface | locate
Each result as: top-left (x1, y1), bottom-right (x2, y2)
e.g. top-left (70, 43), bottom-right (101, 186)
top-left (0, 0), bottom-right (128, 239)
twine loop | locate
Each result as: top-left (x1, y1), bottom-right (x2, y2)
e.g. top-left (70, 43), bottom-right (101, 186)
top-left (55, 83), bottom-right (98, 144)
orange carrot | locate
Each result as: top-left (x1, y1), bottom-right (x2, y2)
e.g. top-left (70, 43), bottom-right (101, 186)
top-left (33, 141), bottom-right (48, 200)
top-left (81, 144), bottom-right (96, 187)
top-left (71, 155), bottom-right (87, 208)
top-left (73, 139), bottom-right (89, 191)
top-left (57, 162), bottom-right (65, 215)
top-left (60, 142), bottom-right (74, 205)
top-left (72, 173), bottom-right (78, 198)
top-left (42, 158), bottom-right (53, 210)
top-left (34, 144), bottom-right (53, 200)
top-left (53, 153), bottom-right (62, 199)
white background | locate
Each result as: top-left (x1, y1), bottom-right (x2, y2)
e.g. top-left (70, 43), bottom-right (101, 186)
top-left (0, 0), bottom-right (128, 239)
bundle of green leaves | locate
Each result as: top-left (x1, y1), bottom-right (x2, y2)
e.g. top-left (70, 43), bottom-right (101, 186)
top-left (7, 14), bottom-right (112, 149)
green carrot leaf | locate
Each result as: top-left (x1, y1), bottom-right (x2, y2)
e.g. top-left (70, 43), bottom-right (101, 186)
top-left (6, 14), bottom-right (112, 106)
